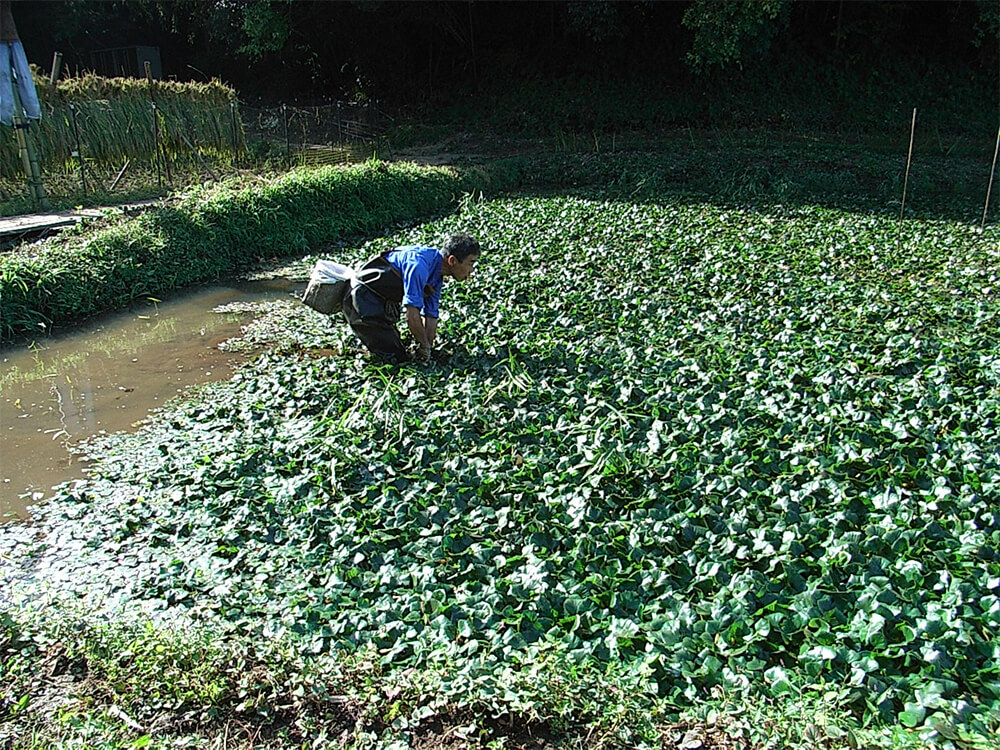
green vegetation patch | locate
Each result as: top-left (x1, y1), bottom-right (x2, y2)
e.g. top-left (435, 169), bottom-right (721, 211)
top-left (3, 195), bottom-right (1000, 748)
top-left (0, 160), bottom-right (463, 343)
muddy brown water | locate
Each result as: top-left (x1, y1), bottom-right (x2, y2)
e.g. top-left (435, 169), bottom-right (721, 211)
top-left (0, 280), bottom-right (298, 521)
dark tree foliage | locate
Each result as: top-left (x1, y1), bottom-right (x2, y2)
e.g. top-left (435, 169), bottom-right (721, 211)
top-left (11, 0), bottom-right (999, 103)
top-left (682, 0), bottom-right (792, 72)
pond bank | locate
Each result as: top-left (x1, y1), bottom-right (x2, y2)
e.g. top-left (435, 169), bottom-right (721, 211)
top-left (0, 278), bottom-right (301, 519)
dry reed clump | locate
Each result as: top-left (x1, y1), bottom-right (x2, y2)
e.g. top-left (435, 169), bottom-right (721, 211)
top-left (1, 67), bottom-right (245, 176)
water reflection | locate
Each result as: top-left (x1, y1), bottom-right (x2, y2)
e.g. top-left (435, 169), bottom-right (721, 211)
top-left (0, 280), bottom-right (296, 520)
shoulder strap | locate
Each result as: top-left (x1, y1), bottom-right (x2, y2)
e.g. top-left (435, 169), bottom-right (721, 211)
top-left (378, 251), bottom-right (404, 280)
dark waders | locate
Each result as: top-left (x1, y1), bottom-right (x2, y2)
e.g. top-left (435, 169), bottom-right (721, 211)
top-left (342, 256), bottom-right (410, 364)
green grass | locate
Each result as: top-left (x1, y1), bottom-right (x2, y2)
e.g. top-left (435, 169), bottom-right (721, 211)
top-left (0, 158), bottom-right (240, 218)
top-left (2, 184), bottom-right (999, 748)
top-left (403, 54), bottom-right (994, 162)
top-left (0, 160), bottom-right (467, 344)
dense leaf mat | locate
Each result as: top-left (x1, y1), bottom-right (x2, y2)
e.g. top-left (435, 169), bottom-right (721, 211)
top-left (4, 195), bottom-right (1000, 738)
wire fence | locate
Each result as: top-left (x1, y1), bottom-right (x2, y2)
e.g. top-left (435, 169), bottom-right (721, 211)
top-left (241, 100), bottom-right (393, 166)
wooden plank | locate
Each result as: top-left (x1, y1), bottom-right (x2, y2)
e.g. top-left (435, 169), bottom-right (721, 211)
top-left (0, 209), bottom-right (103, 244)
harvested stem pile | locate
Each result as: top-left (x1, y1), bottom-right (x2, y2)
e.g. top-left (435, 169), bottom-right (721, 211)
top-left (1, 68), bottom-right (244, 175)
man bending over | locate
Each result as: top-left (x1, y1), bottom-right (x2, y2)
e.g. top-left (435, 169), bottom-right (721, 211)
top-left (342, 233), bottom-right (481, 364)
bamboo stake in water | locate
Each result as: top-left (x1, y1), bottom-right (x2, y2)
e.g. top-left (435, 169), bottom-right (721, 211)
top-left (982, 125), bottom-right (1000, 229)
top-left (899, 107), bottom-right (917, 238)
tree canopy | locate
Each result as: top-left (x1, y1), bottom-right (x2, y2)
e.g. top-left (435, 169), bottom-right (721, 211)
top-left (12, 0), bottom-right (1000, 103)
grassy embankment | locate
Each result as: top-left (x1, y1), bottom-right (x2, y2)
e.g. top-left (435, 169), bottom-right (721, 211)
top-left (0, 160), bottom-right (469, 344)
top-left (2, 139), bottom-right (1000, 750)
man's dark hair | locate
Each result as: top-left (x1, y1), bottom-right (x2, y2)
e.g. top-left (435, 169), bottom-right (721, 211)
top-left (444, 233), bottom-right (480, 262)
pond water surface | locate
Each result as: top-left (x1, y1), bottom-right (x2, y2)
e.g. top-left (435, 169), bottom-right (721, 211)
top-left (0, 280), bottom-right (297, 520)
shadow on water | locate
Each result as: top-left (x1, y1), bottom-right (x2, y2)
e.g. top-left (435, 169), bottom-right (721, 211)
top-left (0, 279), bottom-right (299, 520)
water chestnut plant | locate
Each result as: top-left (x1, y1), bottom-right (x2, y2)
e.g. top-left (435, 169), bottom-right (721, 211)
top-left (2, 192), bottom-right (1000, 749)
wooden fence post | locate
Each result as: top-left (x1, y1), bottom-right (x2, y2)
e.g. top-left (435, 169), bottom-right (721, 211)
top-left (49, 51), bottom-right (62, 84)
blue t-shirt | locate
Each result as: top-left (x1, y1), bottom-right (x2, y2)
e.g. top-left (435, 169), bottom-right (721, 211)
top-left (384, 245), bottom-right (445, 318)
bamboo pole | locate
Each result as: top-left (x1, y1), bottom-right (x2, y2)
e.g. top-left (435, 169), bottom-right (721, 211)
top-left (109, 159), bottom-right (130, 192)
top-left (149, 101), bottom-right (161, 188)
top-left (145, 60), bottom-right (165, 187)
top-left (68, 101), bottom-right (87, 195)
top-left (899, 107), bottom-right (917, 241)
top-left (230, 101), bottom-right (238, 166)
top-left (9, 63), bottom-right (48, 210)
top-left (179, 129), bottom-right (218, 181)
top-left (283, 103), bottom-right (290, 162)
top-left (982, 125), bottom-right (1000, 229)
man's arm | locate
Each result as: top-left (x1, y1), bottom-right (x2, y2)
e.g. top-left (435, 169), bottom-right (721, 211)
top-left (423, 316), bottom-right (438, 349)
top-left (405, 306), bottom-right (431, 354)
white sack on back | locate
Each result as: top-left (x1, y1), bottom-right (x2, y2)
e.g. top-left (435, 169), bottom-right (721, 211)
top-left (301, 260), bottom-right (354, 315)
